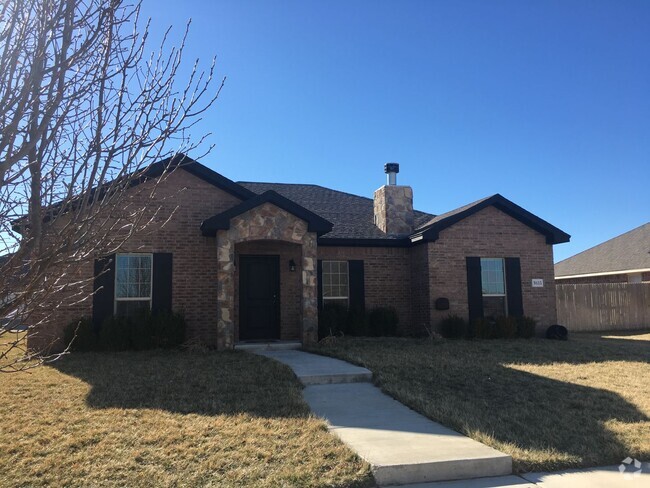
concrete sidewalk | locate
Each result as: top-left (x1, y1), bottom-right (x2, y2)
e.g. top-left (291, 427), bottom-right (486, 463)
top-left (523, 464), bottom-right (650, 487)
top-left (411, 464), bottom-right (650, 487)
top-left (254, 349), bottom-right (512, 486)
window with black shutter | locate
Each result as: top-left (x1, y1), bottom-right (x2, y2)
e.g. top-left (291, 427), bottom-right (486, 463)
top-left (93, 252), bottom-right (173, 322)
top-left (466, 256), bottom-right (524, 319)
top-left (319, 259), bottom-right (365, 312)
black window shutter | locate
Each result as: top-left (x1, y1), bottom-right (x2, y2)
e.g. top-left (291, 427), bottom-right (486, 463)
top-left (152, 253), bottom-right (173, 314)
top-left (348, 260), bottom-right (365, 311)
top-left (317, 260), bottom-right (323, 311)
top-left (505, 257), bottom-right (524, 317)
top-left (466, 257), bottom-right (483, 322)
top-left (93, 254), bottom-right (115, 328)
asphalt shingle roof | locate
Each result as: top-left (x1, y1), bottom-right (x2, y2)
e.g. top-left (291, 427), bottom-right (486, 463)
top-left (238, 182), bottom-right (434, 240)
top-left (555, 222), bottom-right (650, 277)
top-left (414, 195), bottom-right (494, 231)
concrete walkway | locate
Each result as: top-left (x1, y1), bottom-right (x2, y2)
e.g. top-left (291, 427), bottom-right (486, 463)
top-left (254, 349), bottom-right (512, 486)
top-left (254, 349), bottom-right (372, 385)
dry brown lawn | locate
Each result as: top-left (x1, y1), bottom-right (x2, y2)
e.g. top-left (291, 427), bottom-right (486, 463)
top-left (308, 331), bottom-right (650, 473)
top-left (0, 339), bottom-right (372, 487)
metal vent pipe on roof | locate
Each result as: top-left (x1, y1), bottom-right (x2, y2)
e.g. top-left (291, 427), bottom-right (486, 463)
top-left (384, 162), bottom-right (399, 185)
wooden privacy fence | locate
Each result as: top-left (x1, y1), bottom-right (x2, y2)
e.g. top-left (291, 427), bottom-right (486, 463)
top-left (556, 283), bottom-right (650, 331)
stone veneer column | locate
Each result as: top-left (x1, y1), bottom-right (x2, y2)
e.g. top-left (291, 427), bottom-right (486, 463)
top-left (214, 203), bottom-right (320, 349)
top-left (301, 232), bottom-right (318, 345)
top-left (216, 229), bottom-right (235, 350)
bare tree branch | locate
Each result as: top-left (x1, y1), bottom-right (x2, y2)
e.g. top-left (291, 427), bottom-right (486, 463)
top-left (0, 0), bottom-right (221, 371)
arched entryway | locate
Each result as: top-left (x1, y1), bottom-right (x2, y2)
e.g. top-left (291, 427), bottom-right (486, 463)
top-left (215, 202), bottom-right (318, 349)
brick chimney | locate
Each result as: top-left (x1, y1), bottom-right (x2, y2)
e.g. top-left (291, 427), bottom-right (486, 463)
top-left (373, 163), bottom-right (414, 235)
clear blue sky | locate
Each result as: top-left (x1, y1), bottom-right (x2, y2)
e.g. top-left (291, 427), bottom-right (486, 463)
top-left (140, 0), bottom-right (649, 263)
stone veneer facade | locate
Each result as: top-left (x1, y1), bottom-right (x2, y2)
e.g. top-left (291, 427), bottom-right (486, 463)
top-left (373, 185), bottom-right (414, 235)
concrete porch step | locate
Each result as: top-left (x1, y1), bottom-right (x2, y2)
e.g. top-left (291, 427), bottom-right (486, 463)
top-left (303, 383), bottom-right (512, 486)
top-left (234, 341), bottom-right (302, 351)
top-left (253, 349), bottom-right (372, 385)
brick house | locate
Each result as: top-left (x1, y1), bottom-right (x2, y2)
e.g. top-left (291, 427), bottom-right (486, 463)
top-left (27, 155), bottom-right (570, 351)
top-left (555, 222), bottom-right (650, 285)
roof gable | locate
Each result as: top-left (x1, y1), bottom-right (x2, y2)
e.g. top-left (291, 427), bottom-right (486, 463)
top-left (412, 194), bottom-right (570, 245)
top-left (151, 154), bottom-right (254, 200)
top-left (12, 154), bottom-right (254, 232)
top-left (200, 190), bottom-right (334, 237)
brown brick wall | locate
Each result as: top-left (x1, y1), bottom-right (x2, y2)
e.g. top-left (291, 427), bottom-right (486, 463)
top-left (317, 246), bottom-right (415, 334)
top-left (28, 170), bottom-right (561, 351)
top-left (235, 241), bottom-right (302, 341)
top-left (426, 206), bottom-right (558, 330)
top-left (29, 169), bottom-right (242, 352)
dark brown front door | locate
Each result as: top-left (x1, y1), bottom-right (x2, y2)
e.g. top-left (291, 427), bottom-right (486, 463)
top-left (239, 255), bottom-right (280, 341)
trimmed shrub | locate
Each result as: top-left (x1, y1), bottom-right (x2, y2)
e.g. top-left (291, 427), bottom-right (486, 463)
top-left (318, 303), bottom-right (348, 339)
top-left (473, 317), bottom-right (497, 339)
top-left (65, 310), bottom-right (186, 351)
top-left (516, 316), bottom-right (537, 338)
top-left (345, 305), bottom-right (368, 336)
top-left (367, 306), bottom-right (399, 337)
top-left (495, 316), bottom-right (518, 338)
top-left (130, 310), bottom-right (155, 350)
top-left (151, 310), bottom-right (185, 348)
top-left (439, 314), bottom-right (467, 339)
top-left (64, 317), bottom-right (99, 351)
top-left (100, 315), bottom-right (132, 351)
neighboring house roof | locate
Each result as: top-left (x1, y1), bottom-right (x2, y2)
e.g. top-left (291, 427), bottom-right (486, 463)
top-left (238, 182), bottom-right (434, 241)
top-left (555, 222), bottom-right (650, 278)
top-left (201, 190), bottom-right (334, 237)
top-left (411, 194), bottom-right (571, 245)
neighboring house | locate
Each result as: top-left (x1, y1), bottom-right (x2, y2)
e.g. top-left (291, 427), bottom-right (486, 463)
top-left (555, 223), bottom-right (650, 284)
top-left (25, 155), bottom-right (570, 351)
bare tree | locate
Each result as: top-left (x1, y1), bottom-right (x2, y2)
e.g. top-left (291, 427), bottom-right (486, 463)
top-left (0, 0), bottom-right (221, 371)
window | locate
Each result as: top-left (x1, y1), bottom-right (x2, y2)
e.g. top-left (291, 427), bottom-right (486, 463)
top-left (322, 260), bottom-right (349, 307)
top-left (480, 258), bottom-right (507, 317)
top-left (481, 258), bottom-right (505, 295)
top-left (115, 253), bottom-right (152, 317)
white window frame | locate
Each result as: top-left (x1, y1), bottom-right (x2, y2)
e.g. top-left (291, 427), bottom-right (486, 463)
top-left (114, 253), bottom-right (153, 314)
top-left (480, 257), bottom-right (507, 297)
top-left (322, 260), bottom-right (350, 306)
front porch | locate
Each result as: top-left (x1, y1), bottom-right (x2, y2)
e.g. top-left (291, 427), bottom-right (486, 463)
top-left (201, 191), bottom-right (333, 350)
